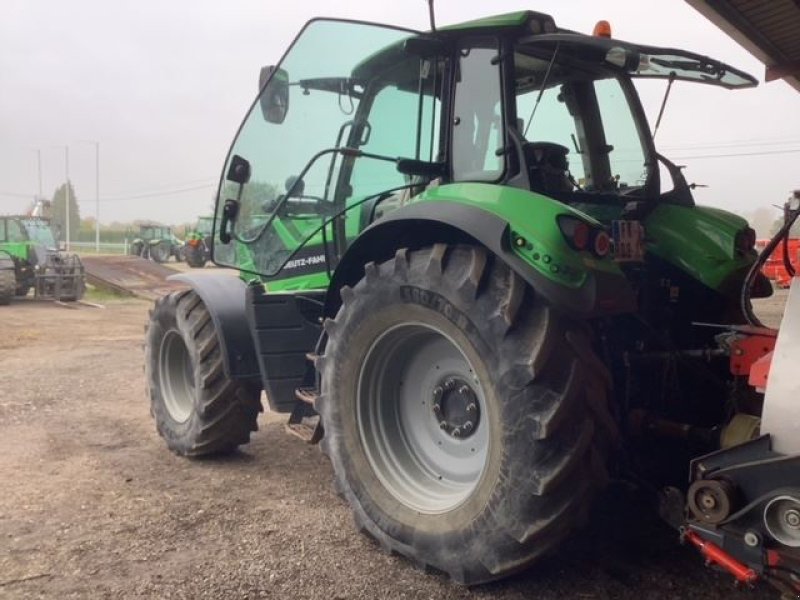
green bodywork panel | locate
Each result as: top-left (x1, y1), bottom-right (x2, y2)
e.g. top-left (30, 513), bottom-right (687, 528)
top-left (573, 201), bottom-right (753, 290)
top-left (265, 271), bottom-right (330, 292)
top-left (644, 204), bottom-right (753, 289)
top-left (237, 180), bottom-right (754, 305)
top-left (0, 242), bottom-right (29, 262)
top-left (244, 182), bottom-right (625, 297)
top-left (413, 183), bottom-right (621, 289)
top-left (233, 238), bottom-right (330, 292)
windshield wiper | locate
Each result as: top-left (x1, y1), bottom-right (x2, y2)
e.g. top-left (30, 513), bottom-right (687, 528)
top-left (649, 57), bottom-right (723, 78)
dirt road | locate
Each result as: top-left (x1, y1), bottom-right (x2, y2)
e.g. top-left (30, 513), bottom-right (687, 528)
top-left (0, 291), bottom-right (784, 599)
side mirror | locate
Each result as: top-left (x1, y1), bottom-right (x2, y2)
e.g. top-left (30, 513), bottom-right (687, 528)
top-left (259, 65), bottom-right (290, 124)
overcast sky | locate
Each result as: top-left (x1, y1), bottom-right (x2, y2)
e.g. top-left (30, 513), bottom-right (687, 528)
top-left (1, 0), bottom-right (798, 228)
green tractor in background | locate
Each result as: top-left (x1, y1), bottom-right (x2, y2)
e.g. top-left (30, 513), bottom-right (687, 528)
top-left (143, 10), bottom-right (800, 596)
top-left (0, 215), bottom-right (85, 304)
top-left (129, 224), bottom-right (184, 263)
top-left (184, 216), bottom-right (213, 268)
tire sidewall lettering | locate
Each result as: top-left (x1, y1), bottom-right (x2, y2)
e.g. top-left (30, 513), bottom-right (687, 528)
top-left (400, 285), bottom-right (470, 333)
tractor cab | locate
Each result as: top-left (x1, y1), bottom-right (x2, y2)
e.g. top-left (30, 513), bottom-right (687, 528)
top-left (131, 224), bottom-right (184, 263)
top-left (213, 12), bottom-right (756, 301)
top-left (0, 215), bottom-right (85, 301)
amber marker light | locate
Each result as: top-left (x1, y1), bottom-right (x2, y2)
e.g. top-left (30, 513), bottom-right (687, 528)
top-left (593, 20), bottom-right (612, 38)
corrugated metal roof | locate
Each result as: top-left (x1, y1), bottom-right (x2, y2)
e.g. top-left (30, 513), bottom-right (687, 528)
top-left (686, 0), bottom-right (800, 92)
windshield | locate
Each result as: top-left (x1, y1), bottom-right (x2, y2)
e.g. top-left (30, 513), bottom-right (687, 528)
top-left (22, 219), bottom-right (56, 247)
top-left (214, 19), bottom-right (444, 279)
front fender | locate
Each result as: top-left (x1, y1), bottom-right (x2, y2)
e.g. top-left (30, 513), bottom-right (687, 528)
top-left (167, 273), bottom-right (260, 380)
top-left (326, 188), bottom-right (636, 319)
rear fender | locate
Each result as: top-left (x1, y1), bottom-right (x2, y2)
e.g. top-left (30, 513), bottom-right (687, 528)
top-left (325, 201), bottom-right (636, 319)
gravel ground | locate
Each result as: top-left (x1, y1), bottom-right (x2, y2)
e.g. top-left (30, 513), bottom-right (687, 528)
top-left (0, 289), bottom-right (787, 599)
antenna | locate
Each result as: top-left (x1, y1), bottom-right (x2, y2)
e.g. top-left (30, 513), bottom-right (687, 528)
top-left (427, 0), bottom-right (436, 31)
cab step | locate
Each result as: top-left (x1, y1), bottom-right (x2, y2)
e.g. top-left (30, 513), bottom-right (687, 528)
top-left (285, 387), bottom-right (324, 444)
top-left (295, 386), bottom-right (318, 406)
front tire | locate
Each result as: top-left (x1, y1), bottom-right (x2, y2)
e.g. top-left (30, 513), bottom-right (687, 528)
top-left (318, 245), bottom-right (615, 584)
top-left (145, 290), bottom-right (262, 456)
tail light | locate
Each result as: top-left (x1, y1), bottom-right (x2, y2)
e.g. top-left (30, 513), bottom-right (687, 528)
top-left (593, 231), bottom-right (611, 257)
top-left (558, 216), bottom-right (608, 257)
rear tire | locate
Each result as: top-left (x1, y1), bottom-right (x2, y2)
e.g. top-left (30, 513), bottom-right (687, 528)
top-left (145, 290), bottom-right (263, 456)
top-left (150, 242), bottom-right (170, 263)
top-left (186, 246), bottom-right (207, 268)
top-left (318, 244), bottom-right (615, 584)
top-left (0, 269), bottom-right (15, 305)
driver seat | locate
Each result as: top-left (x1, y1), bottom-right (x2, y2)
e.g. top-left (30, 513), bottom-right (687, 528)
top-left (522, 142), bottom-right (573, 194)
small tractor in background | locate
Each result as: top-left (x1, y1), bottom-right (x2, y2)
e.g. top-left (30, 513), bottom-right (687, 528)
top-left (184, 216), bottom-right (213, 268)
top-left (129, 224), bottom-right (184, 263)
top-left (143, 8), bottom-right (800, 597)
top-left (0, 215), bottom-right (85, 304)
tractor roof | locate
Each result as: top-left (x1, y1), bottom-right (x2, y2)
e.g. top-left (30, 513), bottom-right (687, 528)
top-left (439, 10), bottom-right (556, 33)
top-left (352, 10), bottom-right (756, 90)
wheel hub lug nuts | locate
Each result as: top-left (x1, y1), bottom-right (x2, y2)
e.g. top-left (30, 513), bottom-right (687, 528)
top-left (439, 421), bottom-right (448, 430)
top-left (432, 386), bottom-right (443, 400)
top-left (458, 385), bottom-right (470, 396)
top-left (452, 428), bottom-right (461, 438)
top-left (785, 509), bottom-right (800, 528)
top-left (463, 421), bottom-right (473, 432)
top-left (466, 402), bottom-right (477, 413)
top-left (432, 403), bottom-right (441, 414)
top-left (444, 378), bottom-right (456, 390)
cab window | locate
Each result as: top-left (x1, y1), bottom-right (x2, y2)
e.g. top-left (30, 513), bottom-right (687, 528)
top-left (452, 43), bottom-right (505, 182)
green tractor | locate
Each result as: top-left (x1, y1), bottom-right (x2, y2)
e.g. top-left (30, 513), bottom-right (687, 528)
top-left (129, 224), bottom-right (184, 263)
top-left (143, 10), bottom-right (800, 595)
top-left (184, 216), bottom-right (213, 268)
top-left (0, 215), bottom-right (85, 303)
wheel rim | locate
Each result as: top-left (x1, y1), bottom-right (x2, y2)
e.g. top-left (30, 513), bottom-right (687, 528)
top-left (158, 329), bottom-right (195, 423)
top-left (357, 322), bottom-right (489, 514)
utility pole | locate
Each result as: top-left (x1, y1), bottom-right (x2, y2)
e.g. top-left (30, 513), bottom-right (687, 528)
top-left (65, 146), bottom-right (70, 250)
top-left (95, 143), bottom-right (99, 252)
top-left (36, 149), bottom-right (43, 198)
top-left (77, 140), bottom-right (101, 252)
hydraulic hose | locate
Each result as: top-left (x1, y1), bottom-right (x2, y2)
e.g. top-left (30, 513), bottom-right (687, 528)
top-left (741, 204), bottom-right (800, 327)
